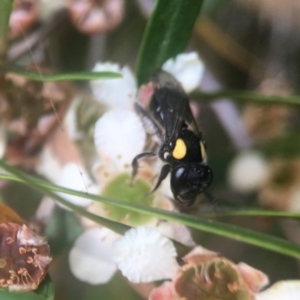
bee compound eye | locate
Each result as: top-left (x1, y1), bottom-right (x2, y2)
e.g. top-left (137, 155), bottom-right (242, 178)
top-left (175, 165), bottom-right (185, 177)
top-left (171, 166), bottom-right (187, 185)
top-left (170, 166), bottom-right (197, 205)
top-left (171, 164), bottom-right (213, 203)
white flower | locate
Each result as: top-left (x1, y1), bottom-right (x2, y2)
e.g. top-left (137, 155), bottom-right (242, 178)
top-left (35, 145), bottom-right (62, 183)
top-left (90, 62), bottom-right (137, 109)
top-left (67, 54), bottom-right (202, 284)
top-left (113, 227), bottom-right (179, 283)
top-left (288, 189), bottom-right (300, 212)
top-left (64, 97), bottom-right (82, 141)
top-left (156, 221), bottom-right (196, 248)
top-left (69, 228), bottom-right (119, 284)
top-left (228, 151), bottom-right (268, 193)
top-left (56, 163), bottom-right (97, 208)
top-left (94, 109), bottom-right (146, 170)
top-left (162, 52), bottom-right (204, 93)
top-left (0, 123), bottom-right (6, 159)
top-left (256, 280), bottom-right (300, 300)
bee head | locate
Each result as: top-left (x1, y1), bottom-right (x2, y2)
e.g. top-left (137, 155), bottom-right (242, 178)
top-left (170, 163), bottom-right (213, 206)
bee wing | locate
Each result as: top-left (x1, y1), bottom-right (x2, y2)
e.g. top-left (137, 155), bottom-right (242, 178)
top-left (134, 102), bottom-right (164, 143)
top-left (150, 70), bottom-right (202, 140)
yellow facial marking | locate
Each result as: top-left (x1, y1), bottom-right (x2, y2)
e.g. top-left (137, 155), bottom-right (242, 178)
top-left (172, 138), bottom-right (187, 159)
top-left (200, 141), bottom-right (206, 162)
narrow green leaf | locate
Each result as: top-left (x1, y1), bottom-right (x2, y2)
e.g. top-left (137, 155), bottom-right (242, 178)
top-left (0, 290), bottom-right (42, 300)
top-left (34, 275), bottom-right (55, 300)
top-left (0, 161), bottom-right (129, 235)
top-left (136, 0), bottom-right (204, 84)
top-left (191, 89), bottom-right (300, 105)
top-left (3, 169), bottom-right (299, 220)
top-left (1, 173), bottom-right (299, 219)
top-left (0, 0), bottom-right (13, 61)
top-left (1, 162), bottom-right (300, 259)
top-left (5, 65), bottom-right (122, 82)
top-left (0, 276), bottom-right (54, 300)
top-left (200, 208), bottom-right (300, 218)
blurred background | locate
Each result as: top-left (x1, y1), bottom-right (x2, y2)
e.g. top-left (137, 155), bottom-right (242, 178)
top-left (2, 0), bottom-right (300, 299)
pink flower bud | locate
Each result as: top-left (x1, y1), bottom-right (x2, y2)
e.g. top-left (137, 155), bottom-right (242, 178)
top-left (67, 0), bottom-right (124, 34)
top-left (9, 0), bottom-right (39, 39)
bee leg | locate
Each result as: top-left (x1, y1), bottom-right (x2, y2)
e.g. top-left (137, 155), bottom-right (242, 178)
top-left (149, 164), bottom-right (171, 194)
top-left (131, 152), bottom-right (157, 184)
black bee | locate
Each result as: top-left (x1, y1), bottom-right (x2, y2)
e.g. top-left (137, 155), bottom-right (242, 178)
top-left (131, 70), bottom-right (213, 206)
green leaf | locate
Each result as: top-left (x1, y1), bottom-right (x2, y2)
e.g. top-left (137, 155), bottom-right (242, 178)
top-left (200, 207), bottom-right (300, 218)
top-left (0, 161), bottom-right (130, 235)
top-left (34, 275), bottom-right (55, 300)
top-left (0, 289), bottom-right (42, 300)
top-left (191, 89), bottom-right (300, 105)
top-left (0, 0), bottom-right (13, 61)
top-left (1, 161), bottom-right (300, 260)
top-left (0, 275), bottom-right (54, 300)
top-left (5, 65), bottom-right (122, 82)
top-left (261, 131), bottom-right (300, 158)
top-left (136, 0), bottom-right (204, 85)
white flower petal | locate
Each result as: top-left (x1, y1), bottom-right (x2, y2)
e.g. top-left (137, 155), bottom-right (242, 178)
top-left (0, 123), bottom-right (6, 159)
top-left (238, 262), bottom-right (269, 293)
top-left (69, 228), bottom-right (118, 284)
top-left (156, 221), bottom-right (196, 248)
top-left (228, 151), bottom-right (268, 193)
top-left (162, 52), bottom-right (204, 93)
top-left (287, 189), bottom-right (300, 212)
top-left (113, 227), bottom-right (179, 283)
top-left (56, 163), bottom-right (97, 208)
top-left (64, 97), bottom-right (82, 141)
top-left (94, 109), bottom-right (146, 169)
top-left (256, 281), bottom-right (300, 300)
top-left (90, 62), bottom-right (137, 109)
top-left (159, 173), bottom-right (176, 201)
top-left (35, 145), bottom-right (62, 183)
